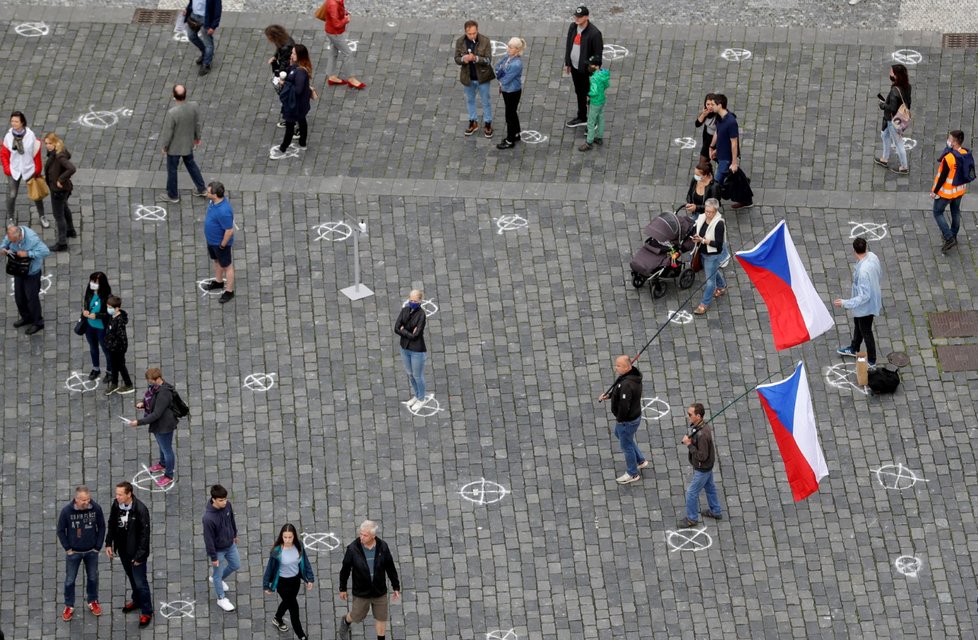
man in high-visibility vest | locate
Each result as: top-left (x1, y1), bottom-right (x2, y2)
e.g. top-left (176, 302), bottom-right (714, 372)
top-left (932, 129), bottom-right (970, 253)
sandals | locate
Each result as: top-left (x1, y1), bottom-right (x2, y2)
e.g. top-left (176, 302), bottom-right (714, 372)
top-left (874, 157), bottom-right (888, 167)
top-left (714, 288), bottom-right (727, 298)
top-left (694, 304), bottom-right (708, 315)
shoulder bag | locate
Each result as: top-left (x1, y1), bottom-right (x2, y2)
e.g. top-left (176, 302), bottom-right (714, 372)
top-left (314, 0), bottom-right (329, 21)
top-left (74, 314), bottom-right (88, 336)
top-left (5, 253), bottom-right (31, 277)
top-left (27, 175), bottom-right (49, 201)
top-left (892, 87), bottom-right (912, 134)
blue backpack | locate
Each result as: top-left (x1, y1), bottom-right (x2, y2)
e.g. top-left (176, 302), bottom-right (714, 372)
top-left (951, 147), bottom-right (976, 186)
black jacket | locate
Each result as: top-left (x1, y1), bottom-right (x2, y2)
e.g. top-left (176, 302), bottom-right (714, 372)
top-left (271, 37), bottom-right (295, 75)
top-left (105, 497), bottom-right (151, 563)
top-left (44, 149), bottom-right (75, 194)
top-left (880, 84), bottom-right (911, 131)
top-left (339, 538), bottom-right (401, 598)
top-left (687, 422), bottom-right (715, 472)
top-left (610, 366), bottom-right (642, 422)
top-left (685, 178), bottom-right (721, 215)
top-left (564, 22), bottom-right (603, 71)
top-left (202, 500), bottom-right (238, 560)
top-left (137, 383), bottom-right (179, 434)
top-left (104, 308), bottom-right (129, 353)
top-left (394, 306), bottom-right (426, 352)
top-left (83, 286), bottom-right (112, 325)
top-left (279, 65), bottom-right (312, 121)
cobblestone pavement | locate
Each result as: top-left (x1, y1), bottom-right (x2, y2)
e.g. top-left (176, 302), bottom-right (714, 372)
top-left (1, 7), bottom-right (977, 640)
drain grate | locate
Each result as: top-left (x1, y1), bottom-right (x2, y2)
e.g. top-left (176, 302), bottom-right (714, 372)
top-left (942, 33), bottom-right (978, 48)
top-left (929, 310), bottom-right (978, 338)
top-left (132, 9), bottom-right (178, 25)
top-left (936, 345), bottom-right (978, 372)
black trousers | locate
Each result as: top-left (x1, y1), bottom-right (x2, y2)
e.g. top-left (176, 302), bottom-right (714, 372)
top-left (109, 350), bottom-right (132, 386)
top-left (850, 315), bottom-right (876, 363)
top-left (50, 190), bottom-right (75, 245)
top-left (13, 271), bottom-right (43, 327)
top-left (275, 575), bottom-right (305, 638)
top-left (502, 90), bottom-right (522, 143)
top-left (570, 67), bottom-right (590, 121)
top-left (280, 118), bottom-right (307, 152)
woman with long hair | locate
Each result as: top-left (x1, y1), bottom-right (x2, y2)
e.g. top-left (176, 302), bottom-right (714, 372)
top-left (262, 523), bottom-right (315, 639)
top-left (265, 25), bottom-right (296, 128)
top-left (81, 272), bottom-right (113, 381)
top-left (694, 93), bottom-right (718, 166)
top-left (42, 133), bottom-right (76, 251)
top-left (271, 45), bottom-right (315, 160)
top-left (876, 63), bottom-right (912, 174)
top-left (684, 161), bottom-right (721, 216)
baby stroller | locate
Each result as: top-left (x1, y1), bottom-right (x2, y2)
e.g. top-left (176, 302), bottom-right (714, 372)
top-left (629, 208), bottom-right (697, 298)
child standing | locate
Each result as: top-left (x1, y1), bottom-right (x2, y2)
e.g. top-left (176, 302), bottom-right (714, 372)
top-left (579, 55), bottom-right (610, 152)
top-left (103, 295), bottom-right (134, 395)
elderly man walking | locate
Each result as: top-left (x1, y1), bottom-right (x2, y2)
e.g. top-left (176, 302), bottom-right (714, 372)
top-left (157, 85), bottom-right (207, 204)
top-left (598, 355), bottom-right (649, 484)
top-left (337, 520), bottom-right (401, 640)
top-left (2, 223), bottom-right (50, 334)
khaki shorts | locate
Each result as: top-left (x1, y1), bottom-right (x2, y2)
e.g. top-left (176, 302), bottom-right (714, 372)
top-left (350, 595), bottom-right (388, 622)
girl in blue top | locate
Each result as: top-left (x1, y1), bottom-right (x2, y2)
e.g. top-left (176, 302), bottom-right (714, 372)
top-left (495, 37), bottom-right (526, 149)
top-left (263, 523), bottom-right (314, 639)
top-left (80, 272), bottom-right (113, 381)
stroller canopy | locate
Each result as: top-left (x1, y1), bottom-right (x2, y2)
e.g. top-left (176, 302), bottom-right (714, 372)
top-left (643, 211), bottom-right (694, 254)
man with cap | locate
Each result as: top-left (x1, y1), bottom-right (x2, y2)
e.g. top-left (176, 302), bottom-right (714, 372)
top-left (564, 6), bottom-right (603, 129)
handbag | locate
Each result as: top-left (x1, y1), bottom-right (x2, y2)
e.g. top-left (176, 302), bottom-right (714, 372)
top-left (892, 87), bottom-right (912, 134)
top-left (27, 175), bottom-right (49, 202)
top-left (74, 314), bottom-right (88, 336)
top-left (5, 253), bottom-right (31, 277)
top-left (690, 245), bottom-right (703, 272)
top-left (314, 0), bottom-right (329, 21)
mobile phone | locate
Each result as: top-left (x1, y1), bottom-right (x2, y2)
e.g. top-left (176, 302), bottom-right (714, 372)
top-left (877, 93), bottom-right (885, 101)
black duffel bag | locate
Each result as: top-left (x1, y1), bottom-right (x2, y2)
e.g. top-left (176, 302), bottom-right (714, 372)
top-left (868, 367), bottom-right (901, 394)
top-left (5, 253), bottom-right (31, 277)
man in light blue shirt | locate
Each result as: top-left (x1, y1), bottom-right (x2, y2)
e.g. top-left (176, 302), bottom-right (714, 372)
top-left (834, 237), bottom-right (883, 367)
top-left (2, 224), bottom-right (50, 334)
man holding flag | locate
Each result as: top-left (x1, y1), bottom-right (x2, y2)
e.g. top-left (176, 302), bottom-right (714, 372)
top-left (834, 237), bottom-right (882, 368)
top-left (680, 403), bottom-right (722, 527)
top-left (598, 356), bottom-right (649, 485)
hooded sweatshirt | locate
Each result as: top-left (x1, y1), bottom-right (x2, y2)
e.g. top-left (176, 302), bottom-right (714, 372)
top-left (588, 68), bottom-right (611, 107)
top-left (202, 500), bottom-right (238, 560)
top-left (104, 308), bottom-right (129, 353)
top-left (57, 499), bottom-right (106, 552)
top-left (610, 365), bottom-right (642, 422)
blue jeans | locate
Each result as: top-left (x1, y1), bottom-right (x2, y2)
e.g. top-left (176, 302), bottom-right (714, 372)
top-left (211, 543), bottom-right (241, 598)
top-left (64, 550), bottom-right (99, 607)
top-left (714, 159), bottom-right (731, 185)
top-left (462, 81), bottom-right (492, 123)
top-left (933, 195), bottom-right (963, 241)
top-left (85, 324), bottom-right (111, 373)
top-left (121, 555), bottom-right (153, 615)
top-left (186, 15), bottom-right (215, 66)
top-left (155, 431), bottom-right (176, 478)
top-left (613, 416), bottom-right (645, 476)
top-left (166, 153), bottom-right (206, 198)
top-left (701, 249), bottom-right (729, 307)
top-left (880, 121), bottom-right (908, 167)
top-left (686, 469), bottom-right (722, 522)
top-left (400, 348), bottom-right (427, 399)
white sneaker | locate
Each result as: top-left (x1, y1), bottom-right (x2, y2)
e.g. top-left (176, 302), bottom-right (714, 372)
top-left (269, 147), bottom-right (288, 160)
top-left (409, 397), bottom-right (427, 410)
top-left (400, 397), bottom-right (417, 406)
top-left (637, 460), bottom-right (650, 470)
top-left (209, 576), bottom-right (229, 591)
top-left (215, 597), bottom-right (235, 612)
top-left (616, 472), bottom-right (641, 484)
top-left (39, 215), bottom-right (51, 228)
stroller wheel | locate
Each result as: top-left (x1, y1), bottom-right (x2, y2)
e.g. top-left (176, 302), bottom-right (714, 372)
top-left (631, 273), bottom-right (648, 289)
top-left (652, 279), bottom-right (668, 299)
top-left (678, 268), bottom-right (695, 289)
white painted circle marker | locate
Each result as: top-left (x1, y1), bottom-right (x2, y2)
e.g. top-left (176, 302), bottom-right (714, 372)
top-left (519, 131), bottom-right (548, 144)
top-left (172, 30), bottom-right (189, 42)
top-left (407, 394), bottom-right (443, 417)
top-left (668, 310), bottom-right (694, 325)
top-left (666, 527), bottom-right (713, 552)
top-left (65, 371), bottom-right (99, 393)
top-left (269, 144), bottom-right (300, 159)
top-left (243, 373), bottom-right (277, 392)
top-left (402, 298), bottom-right (438, 317)
top-left (10, 273), bottom-right (52, 297)
top-left (640, 397), bottom-right (670, 421)
top-left (902, 138), bottom-right (917, 151)
top-left (77, 107), bottom-right (132, 129)
top-left (720, 48), bottom-right (752, 62)
top-left (300, 532), bottom-right (341, 553)
top-left (871, 463), bottom-right (929, 490)
top-left (159, 600), bottom-right (195, 619)
top-left (673, 137), bottom-right (697, 150)
top-left (459, 478), bottom-right (510, 505)
top-left (823, 363), bottom-right (868, 395)
top-left (894, 555), bottom-right (921, 577)
top-left (602, 44), bottom-right (629, 60)
top-left (495, 215), bottom-right (528, 235)
top-left (14, 22), bottom-right (49, 37)
top-left (891, 49), bottom-right (922, 65)
top-left (132, 464), bottom-right (177, 493)
top-left (487, 630), bottom-right (519, 640)
top-left (196, 279), bottom-right (224, 297)
top-left (848, 221), bottom-right (888, 241)
top-left (134, 205), bottom-right (168, 222)
top-left (313, 221), bottom-right (353, 242)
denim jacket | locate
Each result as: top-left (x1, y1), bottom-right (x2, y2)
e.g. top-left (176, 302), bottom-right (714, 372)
top-left (843, 252), bottom-right (882, 317)
top-left (494, 55), bottom-right (523, 93)
top-left (1, 225), bottom-right (49, 275)
top-left (262, 544), bottom-right (315, 591)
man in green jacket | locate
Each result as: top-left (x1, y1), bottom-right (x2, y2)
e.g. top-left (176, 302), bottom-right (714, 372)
top-left (579, 55), bottom-right (610, 152)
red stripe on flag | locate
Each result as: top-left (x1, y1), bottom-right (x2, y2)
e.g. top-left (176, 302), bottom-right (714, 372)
top-left (737, 258), bottom-right (813, 351)
top-left (757, 393), bottom-right (820, 501)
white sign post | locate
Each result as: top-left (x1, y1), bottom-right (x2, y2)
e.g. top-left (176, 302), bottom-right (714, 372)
top-left (340, 220), bottom-right (374, 300)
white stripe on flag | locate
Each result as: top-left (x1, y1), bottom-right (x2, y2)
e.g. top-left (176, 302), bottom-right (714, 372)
top-left (792, 362), bottom-right (829, 482)
top-left (783, 224), bottom-right (834, 343)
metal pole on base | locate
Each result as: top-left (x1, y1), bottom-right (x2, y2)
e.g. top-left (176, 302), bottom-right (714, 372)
top-left (340, 219), bottom-right (374, 300)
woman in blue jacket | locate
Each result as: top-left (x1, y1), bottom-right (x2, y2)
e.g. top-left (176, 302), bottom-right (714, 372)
top-left (271, 45), bottom-right (315, 160)
top-left (263, 523), bottom-right (314, 638)
top-left (494, 37), bottom-right (526, 149)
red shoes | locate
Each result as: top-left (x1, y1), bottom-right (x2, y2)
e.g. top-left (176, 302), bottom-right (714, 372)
top-left (327, 78), bottom-right (347, 86)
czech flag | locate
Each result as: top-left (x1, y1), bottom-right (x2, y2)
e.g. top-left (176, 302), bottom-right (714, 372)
top-left (736, 221), bottom-right (833, 351)
top-left (756, 362), bottom-right (829, 502)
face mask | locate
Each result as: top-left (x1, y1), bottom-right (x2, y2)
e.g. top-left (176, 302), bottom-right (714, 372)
top-left (408, 301), bottom-right (421, 309)
top-left (89, 282), bottom-right (99, 291)
top-left (693, 175), bottom-right (703, 182)
top-left (107, 307), bottom-right (116, 316)
top-left (947, 139), bottom-right (954, 147)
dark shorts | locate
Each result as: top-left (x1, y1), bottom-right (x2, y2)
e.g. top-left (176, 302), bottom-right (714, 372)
top-left (207, 244), bottom-right (232, 267)
top-left (349, 595), bottom-right (388, 622)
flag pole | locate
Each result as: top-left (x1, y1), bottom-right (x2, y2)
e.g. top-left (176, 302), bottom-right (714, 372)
top-left (702, 364), bottom-right (794, 427)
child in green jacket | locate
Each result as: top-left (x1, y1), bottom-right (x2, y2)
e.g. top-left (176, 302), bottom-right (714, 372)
top-left (580, 55), bottom-right (610, 152)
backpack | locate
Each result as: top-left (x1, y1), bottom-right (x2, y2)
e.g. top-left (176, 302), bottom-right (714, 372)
top-left (166, 384), bottom-right (190, 419)
top-left (951, 148), bottom-right (976, 186)
top-left (867, 367), bottom-right (900, 394)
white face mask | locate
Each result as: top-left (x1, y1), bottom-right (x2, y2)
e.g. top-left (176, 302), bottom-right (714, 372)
top-left (693, 175), bottom-right (703, 182)
top-left (89, 282), bottom-right (99, 291)
top-left (947, 139), bottom-right (954, 147)
top-left (107, 307), bottom-right (117, 316)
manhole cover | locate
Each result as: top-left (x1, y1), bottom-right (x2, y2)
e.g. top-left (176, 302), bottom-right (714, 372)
top-left (936, 345), bottom-right (978, 372)
top-left (132, 9), bottom-right (178, 25)
top-left (928, 311), bottom-right (978, 338)
top-left (943, 33), bottom-right (978, 48)
top-left (887, 352), bottom-right (910, 368)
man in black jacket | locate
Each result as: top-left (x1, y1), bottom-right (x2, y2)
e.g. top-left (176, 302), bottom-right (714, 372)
top-left (337, 520), bottom-right (401, 640)
top-left (598, 355), bottom-right (648, 484)
top-left (564, 6), bottom-right (603, 128)
top-left (57, 485), bottom-right (106, 621)
top-left (105, 481), bottom-right (154, 628)
top-left (680, 403), bottom-right (723, 527)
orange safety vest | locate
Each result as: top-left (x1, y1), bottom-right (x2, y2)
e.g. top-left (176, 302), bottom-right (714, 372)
top-left (933, 150), bottom-right (967, 199)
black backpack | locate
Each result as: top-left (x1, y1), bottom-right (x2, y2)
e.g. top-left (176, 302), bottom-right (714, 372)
top-left (166, 384), bottom-right (190, 419)
top-left (868, 367), bottom-right (900, 394)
